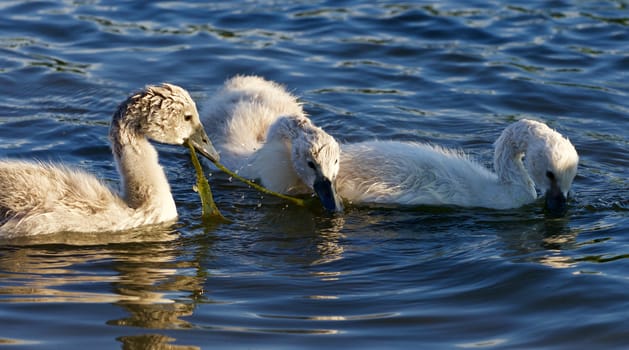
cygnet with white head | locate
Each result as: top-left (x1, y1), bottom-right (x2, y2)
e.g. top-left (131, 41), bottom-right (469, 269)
top-left (203, 75), bottom-right (342, 212)
top-left (337, 119), bottom-right (578, 215)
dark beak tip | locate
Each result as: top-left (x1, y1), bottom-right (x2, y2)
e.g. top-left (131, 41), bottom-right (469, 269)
top-left (191, 141), bottom-right (220, 163)
top-left (313, 178), bottom-right (343, 213)
top-left (208, 150), bottom-right (220, 163)
top-left (545, 193), bottom-right (568, 217)
top-left (322, 199), bottom-right (343, 213)
top-left (187, 127), bottom-right (220, 162)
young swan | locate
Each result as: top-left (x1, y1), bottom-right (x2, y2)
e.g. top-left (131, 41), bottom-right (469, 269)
top-left (337, 119), bottom-right (578, 214)
top-left (203, 75), bottom-right (342, 212)
top-left (0, 84), bottom-right (219, 238)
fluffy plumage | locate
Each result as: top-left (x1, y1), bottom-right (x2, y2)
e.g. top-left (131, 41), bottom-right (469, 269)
top-left (203, 75), bottom-right (343, 211)
top-left (337, 119), bottom-right (578, 213)
top-left (0, 83), bottom-right (219, 238)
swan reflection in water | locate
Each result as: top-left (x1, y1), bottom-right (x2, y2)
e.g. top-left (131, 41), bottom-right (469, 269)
top-left (493, 212), bottom-right (581, 269)
top-left (0, 227), bottom-right (202, 349)
top-left (0, 208), bottom-right (350, 344)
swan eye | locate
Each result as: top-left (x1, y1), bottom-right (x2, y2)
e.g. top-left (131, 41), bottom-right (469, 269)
top-left (546, 171), bottom-right (555, 180)
top-left (184, 114), bottom-right (193, 122)
top-left (307, 161), bottom-right (316, 170)
top-left (335, 159), bottom-right (338, 165)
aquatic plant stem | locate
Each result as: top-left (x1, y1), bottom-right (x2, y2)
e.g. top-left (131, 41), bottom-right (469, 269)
top-left (211, 161), bottom-right (307, 207)
top-left (187, 141), bottom-right (230, 223)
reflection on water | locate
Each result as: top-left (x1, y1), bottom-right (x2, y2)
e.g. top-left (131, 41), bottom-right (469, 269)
top-left (494, 212), bottom-right (580, 268)
top-left (0, 231), bottom-right (207, 346)
top-left (109, 302), bottom-right (195, 329)
top-left (118, 334), bottom-right (199, 350)
top-left (235, 204), bottom-right (347, 267)
top-left (0, 225), bottom-right (179, 247)
top-left (493, 210), bottom-right (629, 271)
top-left (0, 210), bottom-right (350, 340)
top-left (0, 193), bottom-right (626, 346)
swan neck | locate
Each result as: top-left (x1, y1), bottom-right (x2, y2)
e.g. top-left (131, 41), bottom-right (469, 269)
top-left (109, 106), bottom-right (176, 216)
top-left (493, 124), bottom-right (535, 190)
top-left (267, 115), bottom-right (310, 143)
top-left (249, 115), bottom-right (310, 193)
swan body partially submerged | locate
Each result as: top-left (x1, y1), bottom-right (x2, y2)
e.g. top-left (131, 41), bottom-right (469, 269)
top-left (0, 84), bottom-right (219, 238)
top-left (337, 119), bottom-right (578, 214)
top-left (203, 75), bottom-right (343, 211)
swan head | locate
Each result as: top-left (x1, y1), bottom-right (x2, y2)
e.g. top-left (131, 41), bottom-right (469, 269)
top-left (278, 117), bottom-right (343, 212)
top-left (522, 120), bottom-right (579, 215)
top-left (118, 83), bottom-right (220, 162)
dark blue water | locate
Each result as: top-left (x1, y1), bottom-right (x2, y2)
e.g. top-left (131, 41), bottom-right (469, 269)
top-left (1, 0), bottom-right (628, 349)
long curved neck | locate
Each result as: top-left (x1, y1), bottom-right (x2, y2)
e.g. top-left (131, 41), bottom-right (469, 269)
top-left (266, 115), bottom-right (311, 143)
top-left (493, 123), bottom-right (537, 201)
top-left (109, 107), bottom-right (177, 220)
top-left (246, 115), bottom-right (310, 194)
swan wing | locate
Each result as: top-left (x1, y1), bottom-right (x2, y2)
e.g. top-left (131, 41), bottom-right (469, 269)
top-left (203, 75), bottom-right (305, 168)
top-left (338, 141), bottom-right (499, 207)
top-left (0, 160), bottom-right (129, 237)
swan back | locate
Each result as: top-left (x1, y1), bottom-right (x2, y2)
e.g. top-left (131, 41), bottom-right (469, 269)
top-left (0, 160), bottom-right (128, 235)
top-left (338, 141), bottom-right (502, 207)
top-left (204, 75), bottom-right (305, 159)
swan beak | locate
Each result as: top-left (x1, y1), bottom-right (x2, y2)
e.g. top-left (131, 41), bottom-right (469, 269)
top-left (545, 185), bottom-right (567, 216)
top-left (313, 176), bottom-right (344, 212)
top-left (188, 127), bottom-right (220, 163)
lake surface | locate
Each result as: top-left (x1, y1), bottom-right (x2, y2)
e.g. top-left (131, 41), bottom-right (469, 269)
top-left (0, 0), bottom-right (628, 349)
